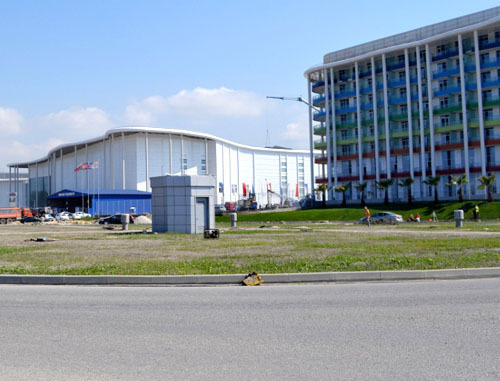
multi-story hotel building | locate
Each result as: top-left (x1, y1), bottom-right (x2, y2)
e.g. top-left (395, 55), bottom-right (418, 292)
top-left (305, 7), bottom-right (500, 202)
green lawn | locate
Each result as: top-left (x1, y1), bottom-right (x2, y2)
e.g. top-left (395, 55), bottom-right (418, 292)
top-left (0, 222), bottom-right (499, 275)
top-left (216, 201), bottom-right (500, 223)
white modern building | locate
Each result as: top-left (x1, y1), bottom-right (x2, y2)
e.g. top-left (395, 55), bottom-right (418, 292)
top-left (306, 7), bottom-right (500, 203)
top-left (6, 127), bottom-right (316, 212)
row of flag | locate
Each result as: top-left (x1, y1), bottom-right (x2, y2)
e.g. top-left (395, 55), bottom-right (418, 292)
top-left (74, 161), bottom-right (99, 172)
top-left (219, 182), bottom-right (303, 198)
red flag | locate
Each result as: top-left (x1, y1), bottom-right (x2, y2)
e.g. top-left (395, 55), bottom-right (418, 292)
top-left (242, 183), bottom-right (247, 197)
top-left (296, 183), bottom-right (299, 197)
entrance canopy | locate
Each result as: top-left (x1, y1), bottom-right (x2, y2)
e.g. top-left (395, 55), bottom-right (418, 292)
top-left (48, 189), bottom-right (151, 216)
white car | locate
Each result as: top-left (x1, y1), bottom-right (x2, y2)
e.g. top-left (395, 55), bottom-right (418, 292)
top-left (72, 211), bottom-right (91, 219)
top-left (55, 212), bottom-right (71, 221)
top-left (42, 214), bottom-right (55, 222)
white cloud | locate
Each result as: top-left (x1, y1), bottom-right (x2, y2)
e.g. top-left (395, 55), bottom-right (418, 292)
top-left (0, 107), bottom-right (23, 135)
top-left (42, 107), bottom-right (112, 139)
top-left (0, 138), bottom-right (66, 169)
top-left (124, 87), bottom-right (265, 125)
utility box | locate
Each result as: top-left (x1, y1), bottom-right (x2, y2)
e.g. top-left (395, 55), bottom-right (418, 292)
top-left (150, 175), bottom-right (216, 234)
top-left (454, 209), bottom-right (464, 228)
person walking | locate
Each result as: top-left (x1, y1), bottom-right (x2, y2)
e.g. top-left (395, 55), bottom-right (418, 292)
top-left (364, 206), bottom-right (371, 227)
top-left (431, 210), bottom-right (438, 223)
top-left (474, 205), bottom-right (480, 221)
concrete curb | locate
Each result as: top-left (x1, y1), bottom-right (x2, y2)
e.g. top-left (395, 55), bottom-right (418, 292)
top-left (1, 267), bottom-right (500, 286)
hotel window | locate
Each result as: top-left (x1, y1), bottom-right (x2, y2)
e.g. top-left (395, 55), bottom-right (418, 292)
top-left (368, 94), bottom-right (373, 103)
top-left (340, 99), bottom-right (349, 108)
top-left (342, 145), bottom-right (351, 155)
top-left (398, 71), bottom-right (405, 80)
top-left (340, 114), bottom-right (347, 123)
top-left (401, 121), bottom-right (408, 130)
top-left (201, 159), bottom-right (206, 174)
top-left (440, 97), bottom-right (449, 108)
top-left (369, 126), bottom-right (374, 135)
top-left (480, 53), bottom-right (489, 64)
top-left (339, 84), bottom-right (345, 92)
top-left (341, 130), bottom-right (348, 139)
top-left (483, 89), bottom-right (492, 100)
top-left (398, 55), bottom-right (404, 63)
top-left (399, 87), bottom-right (406, 97)
top-left (367, 62), bottom-right (371, 70)
top-left (437, 45), bottom-right (445, 53)
top-left (485, 127), bottom-right (493, 139)
top-left (459, 112), bottom-right (463, 122)
top-left (441, 115), bottom-right (449, 126)
top-left (400, 104), bottom-right (407, 113)
top-left (369, 109), bottom-right (374, 119)
top-left (438, 62), bottom-right (447, 71)
top-left (402, 138), bottom-right (409, 149)
top-left (368, 78), bottom-right (372, 87)
top-left (479, 34), bottom-right (489, 44)
top-left (483, 109), bottom-right (493, 121)
top-left (439, 79), bottom-right (447, 90)
top-left (481, 71), bottom-right (491, 83)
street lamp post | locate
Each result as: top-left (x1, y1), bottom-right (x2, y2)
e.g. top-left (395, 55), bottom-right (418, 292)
top-left (266, 96), bottom-right (319, 201)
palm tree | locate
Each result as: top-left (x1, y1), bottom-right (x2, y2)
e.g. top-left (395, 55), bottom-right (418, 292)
top-left (424, 175), bottom-right (441, 203)
top-left (376, 178), bottom-right (395, 205)
top-left (315, 184), bottom-right (328, 208)
top-left (446, 174), bottom-right (468, 202)
top-left (355, 182), bottom-right (368, 206)
top-left (477, 174), bottom-right (497, 202)
top-left (398, 178), bottom-right (414, 205)
top-left (334, 182), bottom-right (351, 207)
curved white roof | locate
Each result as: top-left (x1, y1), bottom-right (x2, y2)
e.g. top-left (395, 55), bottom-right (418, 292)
top-left (304, 7), bottom-right (500, 77)
top-left (8, 126), bottom-right (311, 168)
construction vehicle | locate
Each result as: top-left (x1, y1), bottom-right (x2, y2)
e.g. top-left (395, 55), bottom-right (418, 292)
top-left (237, 192), bottom-right (258, 211)
top-left (0, 208), bottom-right (33, 224)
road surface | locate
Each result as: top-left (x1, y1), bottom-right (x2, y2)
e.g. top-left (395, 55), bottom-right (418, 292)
top-left (1, 279), bottom-right (499, 380)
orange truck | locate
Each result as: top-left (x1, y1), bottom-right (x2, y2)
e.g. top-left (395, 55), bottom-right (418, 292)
top-left (0, 208), bottom-right (33, 224)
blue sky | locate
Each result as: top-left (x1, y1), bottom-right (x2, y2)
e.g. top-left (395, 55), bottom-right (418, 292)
top-left (1, 0), bottom-right (499, 169)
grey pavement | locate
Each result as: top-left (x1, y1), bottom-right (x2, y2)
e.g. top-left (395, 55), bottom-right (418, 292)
top-left (1, 279), bottom-right (500, 380)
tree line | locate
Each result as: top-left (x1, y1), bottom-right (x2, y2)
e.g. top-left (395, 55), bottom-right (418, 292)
top-left (316, 174), bottom-right (497, 206)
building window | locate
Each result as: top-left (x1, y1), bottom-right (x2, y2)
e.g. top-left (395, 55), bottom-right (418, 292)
top-left (340, 99), bottom-right (349, 108)
top-left (400, 104), bottom-right (407, 113)
top-left (483, 109), bottom-right (493, 121)
top-left (438, 62), bottom-right (447, 71)
top-left (368, 78), bottom-right (372, 87)
top-left (399, 88), bottom-right (406, 97)
top-left (339, 84), bottom-right (345, 92)
top-left (398, 54), bottom-right (404, 63)
top-left (401, 121), bottom-right (408, 130)
top-left (441, 115), bottom-right (449, 126)
top-left (340, 114), bottom-right (347, 123)
top-left (402, 138), bottom-right (409, 149)
top-left (368, 94), bottom-right (373, 103)
top-left (480, 53), bottom-right (489, 64)
top-left (440, 97), bottom-right (449, 108)
top-left (341, 130), bottom-right (348, 139)
top-left (399, 71), bottom-right (405, 80)
top-left (437, 45), bottom-right (445, 53)
top-left (439, 79), bottom-right (448, 90)
top-left (481, 71), bottom-right (491, 83)
top-left (483, 89), bottom-right (492, 100)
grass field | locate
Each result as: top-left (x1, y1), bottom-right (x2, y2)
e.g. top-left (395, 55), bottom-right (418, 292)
top-left (0, 221), bottom-right (499, 275)
top-left (216, 201), bottom-right (500, 223)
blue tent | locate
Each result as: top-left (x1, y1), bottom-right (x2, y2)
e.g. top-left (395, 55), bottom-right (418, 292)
top-left (48, 189), bottom-right (151, 216)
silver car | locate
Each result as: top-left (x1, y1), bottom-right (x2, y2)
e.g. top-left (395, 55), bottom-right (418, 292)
top-left (360, 211), bottom-right (403, 224)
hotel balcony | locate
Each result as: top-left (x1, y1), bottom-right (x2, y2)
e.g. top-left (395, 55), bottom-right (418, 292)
top-left (432, 48), bottom-right (459, 62)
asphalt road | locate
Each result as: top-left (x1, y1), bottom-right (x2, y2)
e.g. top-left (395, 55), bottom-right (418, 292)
top-left (1, 279), bottom-right (499, 380)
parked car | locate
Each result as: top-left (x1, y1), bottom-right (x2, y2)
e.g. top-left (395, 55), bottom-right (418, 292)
top-left (42, 214), bottom-right (55, 222)
top-left (55, 212), bottom-right (71, 221)
top-left (21, 216), bottom-right (42, 224)
top-left (98, 214), bottom-right (135, 225)
top-left (72, 211), bottom-right (91, 219)
top-left (215, 204), bottom-right (226, 216)
top-left (360, 211), bottom-right (403, 224)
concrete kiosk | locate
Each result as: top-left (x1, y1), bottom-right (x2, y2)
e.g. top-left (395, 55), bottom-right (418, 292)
top-left (150, 175), bottom-right (216, 234)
